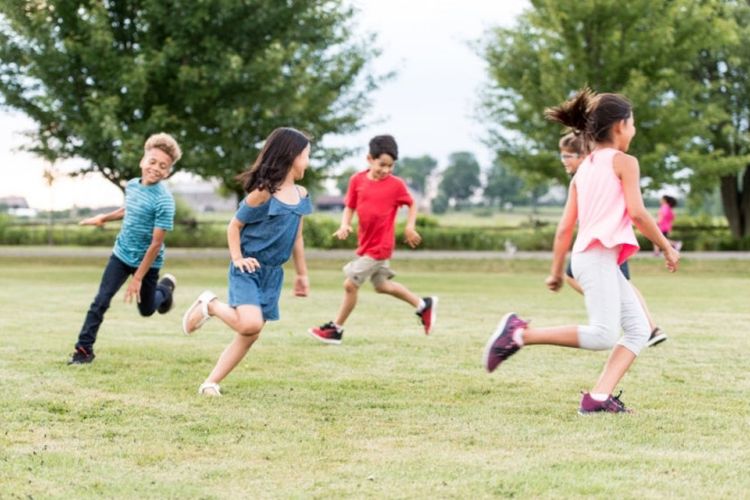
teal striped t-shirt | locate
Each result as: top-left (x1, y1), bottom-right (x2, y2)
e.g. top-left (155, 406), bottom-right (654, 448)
top-left (113, 178), bottom-right (175, 269)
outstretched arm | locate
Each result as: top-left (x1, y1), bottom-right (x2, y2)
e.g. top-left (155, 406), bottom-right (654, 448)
top-left (79, 207), bottom-right (125, 226)
top-left (615, 153), bottom-right (679, 272)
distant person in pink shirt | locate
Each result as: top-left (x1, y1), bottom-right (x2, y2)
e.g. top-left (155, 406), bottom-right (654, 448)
top-left (483, 88), bottom-right (680, 414)
top-left (655, 195), bottom-right (682, 254)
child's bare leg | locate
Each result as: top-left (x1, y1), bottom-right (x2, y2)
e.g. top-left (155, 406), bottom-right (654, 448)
top-left (373, 280), bottom-right (420, 307)
top-left (629, 283), bottom-right (655, 331)
top-left (334, 278), bottom-right (358, 326)
top-left (591, 345), bottom-right (636, 394)
top-left (521, 325), bottom-right (579, 347)
top-left (205, 304), bottom-right (263, 385)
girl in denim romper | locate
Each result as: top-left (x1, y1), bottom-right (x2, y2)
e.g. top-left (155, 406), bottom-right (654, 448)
top-left (182, 127), bottom-right (312, 396)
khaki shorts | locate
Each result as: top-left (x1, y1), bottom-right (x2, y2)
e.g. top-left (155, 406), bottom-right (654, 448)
top-left (343, 256), bottom-right (396, 288)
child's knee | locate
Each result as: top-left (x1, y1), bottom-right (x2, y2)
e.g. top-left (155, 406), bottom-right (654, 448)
top-left (238, 320), bottom-right (263, 337)
top-left (581, 323), bottom-right (619, 350)
top-left (373, 281), bottom-right (390, 294)
top-left (343, 279), bottom-right (359, 294)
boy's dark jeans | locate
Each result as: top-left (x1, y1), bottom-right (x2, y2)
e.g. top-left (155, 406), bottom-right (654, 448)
top-left (75, 255), bottom-right (170, 351)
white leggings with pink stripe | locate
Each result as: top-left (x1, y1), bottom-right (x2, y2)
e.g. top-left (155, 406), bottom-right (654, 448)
top-left (571, 246), bottom-right (650, 355)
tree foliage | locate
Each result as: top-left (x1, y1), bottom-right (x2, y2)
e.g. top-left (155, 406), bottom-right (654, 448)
top-left (484, 158), bottom-right (525, 207)
top-left (0, 0), bottom-right (381, 196)
top-left (438, 152), bottom-right (481, 207)
top-left (480, 0), bottom-right (750, 236)
top-left (397, 155), bottom-right (437, 195)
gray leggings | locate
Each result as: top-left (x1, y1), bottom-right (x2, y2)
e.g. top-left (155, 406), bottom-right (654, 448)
top-left (571, 246), bottom-right (650, 355)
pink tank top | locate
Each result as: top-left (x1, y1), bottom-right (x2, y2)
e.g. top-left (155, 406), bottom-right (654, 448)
top-left (572, 148), bottom-right (639, 264)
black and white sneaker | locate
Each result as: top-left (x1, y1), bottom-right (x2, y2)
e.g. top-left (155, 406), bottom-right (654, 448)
top-left (646, 327), bottom-right (667, 347)
top-left (157, 273), bottom-right (177, 314)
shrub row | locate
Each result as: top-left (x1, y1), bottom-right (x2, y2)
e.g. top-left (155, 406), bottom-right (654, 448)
top-left (1, 214), bottom-right (747, 251)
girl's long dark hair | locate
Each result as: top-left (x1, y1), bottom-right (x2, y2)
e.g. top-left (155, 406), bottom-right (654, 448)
top-left (237, 127), bottom-right (310, 194)
top-left (545, 87), bottom-right (632, 143)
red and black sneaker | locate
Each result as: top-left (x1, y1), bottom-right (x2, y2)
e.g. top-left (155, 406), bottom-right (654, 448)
top-left (67, 346), bottom-right (95, 365)
top-left (308, 322), bottom-right (343, 345)
top-left (416, 296), bottom-right (438, 335)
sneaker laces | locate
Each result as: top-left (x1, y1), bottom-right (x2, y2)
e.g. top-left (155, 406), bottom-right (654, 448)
top-left (609, 390), bottom-right (628, 412)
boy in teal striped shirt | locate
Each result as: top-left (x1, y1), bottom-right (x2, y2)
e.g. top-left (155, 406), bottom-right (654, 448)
top-left (68, 133), bottom-right (182, 365)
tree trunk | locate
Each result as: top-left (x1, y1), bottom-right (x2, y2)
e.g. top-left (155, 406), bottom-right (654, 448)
top-left (720, 166), bottom-right (750, 238)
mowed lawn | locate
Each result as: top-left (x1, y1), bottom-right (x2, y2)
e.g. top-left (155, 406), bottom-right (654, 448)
top-left (1, 253), bottom-right (749, 498)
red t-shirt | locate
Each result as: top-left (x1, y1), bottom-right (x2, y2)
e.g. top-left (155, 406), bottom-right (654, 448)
top-left (345, 170), bottom-right (413, 260)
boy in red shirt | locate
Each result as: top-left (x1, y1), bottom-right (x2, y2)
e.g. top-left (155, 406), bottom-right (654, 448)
top-left (308, 135), bottom-right (437, 344)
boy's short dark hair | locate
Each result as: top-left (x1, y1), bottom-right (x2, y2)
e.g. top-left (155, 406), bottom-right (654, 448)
top-left (369, 135), bottom-right (398, 160)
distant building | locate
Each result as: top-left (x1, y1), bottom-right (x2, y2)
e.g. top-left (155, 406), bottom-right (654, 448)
top-left (314, 194), bottom-right (346, 211)
top-left (0, 196), bottom-right (38, 218)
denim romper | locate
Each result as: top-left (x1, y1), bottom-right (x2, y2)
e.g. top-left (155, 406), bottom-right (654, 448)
top-left (228, 190), bottom-right (312, 320)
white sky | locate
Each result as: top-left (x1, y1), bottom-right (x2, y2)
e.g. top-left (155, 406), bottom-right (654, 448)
top-left (0, 0), bottom-right (529, 210)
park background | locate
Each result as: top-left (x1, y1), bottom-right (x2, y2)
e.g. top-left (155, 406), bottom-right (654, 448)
top-left (1, 1), bottom-right (749, 498)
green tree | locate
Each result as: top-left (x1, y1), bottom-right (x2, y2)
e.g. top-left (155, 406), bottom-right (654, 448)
top-left (479, 1), bottom-right (727, 211)
top-left (336, 166), bottom-right (358, 195)
top-left (397, 155), bottom-right (438, 194)
top-left (438, 152), bottom-right (481, 208)
top-left (682, 1), bottom-right (750, 237)
top-left (0, 0), bottom-right (381, 198)
top-left (484, 159), bottom-right (525, 207)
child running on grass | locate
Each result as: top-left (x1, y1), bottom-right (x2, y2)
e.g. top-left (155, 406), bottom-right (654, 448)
top-left (559, 132), bottom-right (667, 347)
top-left (308, 135), bottom-right (436, 344)
top-left (655, 195), bottom-right (682, 254)
top-left (182, 127), bottom-right (312, 396)
top-left (483, 88), bottom-right (679, 414)
top-left (67, 133), bottom-right (182, 365)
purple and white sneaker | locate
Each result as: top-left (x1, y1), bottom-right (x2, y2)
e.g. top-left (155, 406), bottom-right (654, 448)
top-left (578, 391), bottom-right (632, 415)
top-left (482, 312), bottom-right (528, 373)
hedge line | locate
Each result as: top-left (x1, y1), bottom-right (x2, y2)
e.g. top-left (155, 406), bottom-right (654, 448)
top-left (1, 214), bottom-right (748, 251)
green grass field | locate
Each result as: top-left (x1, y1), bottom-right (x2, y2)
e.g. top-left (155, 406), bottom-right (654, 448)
top-left (1, 254), bottom-right (749, 498)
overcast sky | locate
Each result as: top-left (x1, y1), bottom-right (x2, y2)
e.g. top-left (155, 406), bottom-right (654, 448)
top-left (0, 0), bottom-right (529, 210)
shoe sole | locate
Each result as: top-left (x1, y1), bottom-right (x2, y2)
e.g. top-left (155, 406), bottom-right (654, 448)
top-left (481, 312), bottom-right (514, 373)
top-left (182, 291), bottom-right (215, 336)
top-left (646, 333), bottom-right (668, 347)
top-left (425, 296), bottom-right (438, 335)
top-left (307, 328), bottom-right (342, 345)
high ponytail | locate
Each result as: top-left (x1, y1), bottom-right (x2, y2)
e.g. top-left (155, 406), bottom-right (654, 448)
top-left (545, 87), bottom-right (594, 134)
top-left (546, 87), bottom-right (632, 144)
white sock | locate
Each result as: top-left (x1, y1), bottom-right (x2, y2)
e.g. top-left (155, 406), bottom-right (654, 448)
top-left (591, 392), bottom-right (609, 401)
top-left (416, 299), bottom-right (426, 312)
top-left (512, 327), bottom-right (525, 346)
top-left (334, 322), bottom-right (343, 331)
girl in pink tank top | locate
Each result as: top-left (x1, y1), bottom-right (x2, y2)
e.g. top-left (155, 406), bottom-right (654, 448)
top-left (483, 88), bottom-right (680, 414)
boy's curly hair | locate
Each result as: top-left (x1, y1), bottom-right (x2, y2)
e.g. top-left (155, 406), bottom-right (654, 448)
top-left (145, 133), bottom-right (182, 164)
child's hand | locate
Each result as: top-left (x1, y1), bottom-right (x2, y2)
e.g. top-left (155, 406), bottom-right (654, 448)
top-left (664, 247), bottom-right (679, 273)
top-left (124, 276), bottom-right (142, 304)
top-left (79, 214), bottom-right (105, 227)
top-left (233, 257), bottom-right (260, 273)
top-left (404, 227), bottom-right (422, 248)
top-left (333, 225), bottom-right (352, 240)
top-left (294, 275), bottom-right (309, 297)
top-left (545, 274), bottom-right (564, 292)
